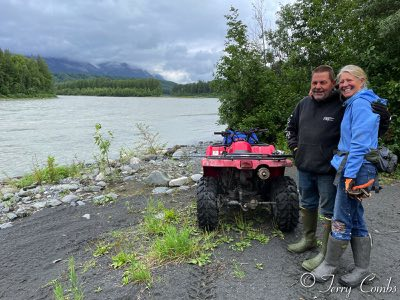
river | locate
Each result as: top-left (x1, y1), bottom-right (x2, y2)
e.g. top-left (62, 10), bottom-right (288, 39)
top-left (0, 95), bottom-right (225, 179)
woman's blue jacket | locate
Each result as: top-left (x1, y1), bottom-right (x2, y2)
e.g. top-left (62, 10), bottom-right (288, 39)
top-left (331, 89), bottom-right (387, 178)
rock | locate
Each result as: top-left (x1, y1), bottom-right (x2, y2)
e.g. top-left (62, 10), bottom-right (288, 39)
top-left (95, 172), bottom-right (106, 181)
top-left (141, 154), bottom-right (158, 161)
top-left (47, 199), bottom-right (62, 207)
top-left (32, 201), bottom-right (47, 209)
top-left (144, 170), bottom-right (170, 186)
top-left (1, 187), bottom-right (18, 195)
top-left (22, 197), bottom-right (32, 203)
top-left (15, 207), bottom-right (29, 217)
top-left (152, 187), bottom-right (169, 194)
top-left (51, 184), bottom-right (79, 192)
top-left (82, 214), bottom-right (90, 220)
top-left (0, 222), bottom-right (13, 229)
top-left (6, 212), bottom-right (18, 220)
top-left (191, 174), bottom-right (203, 182)
top-left (123, 176), bottom-right (135, 182)
top-left (18, 189), bottom-right (32, 197)
top-left (172, 149), bottom-right (186, 159)
top-left (106, 193), bottom-right (118, 200)
top-left (61, 194), bottom-right (79, 204)
top-left (178, 186), bottom-right (190, 191)
top-left (2, 193), bottom-right (14, 200)
top-left (83, 186), bottom-right (102, 193)
top-left (129, 157), bottom-right (142, 169)
top-left (96, 181), bottom-right (107, 188)
top-left (169, 176), bottom-right (190, 187)
top-left (166, 188), bottom-right (175, 194)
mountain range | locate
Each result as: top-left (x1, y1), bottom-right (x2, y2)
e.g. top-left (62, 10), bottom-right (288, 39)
top-left (43, 57), bottom-right (164, 80)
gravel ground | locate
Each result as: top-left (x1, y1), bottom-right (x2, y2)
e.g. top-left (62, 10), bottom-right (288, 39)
top-left (0, 168), bottom-right (399, 300)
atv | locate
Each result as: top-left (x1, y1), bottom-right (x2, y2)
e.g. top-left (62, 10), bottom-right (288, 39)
top-left (196, 129), bottom-right (299, 232)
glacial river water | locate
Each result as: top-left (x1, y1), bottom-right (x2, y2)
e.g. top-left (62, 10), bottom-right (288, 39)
top-left (0, 96), bottom-right (224, 179)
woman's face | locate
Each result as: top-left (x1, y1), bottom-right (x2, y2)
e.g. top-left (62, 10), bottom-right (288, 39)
top-left (338, 72), bottom-right (365, 98)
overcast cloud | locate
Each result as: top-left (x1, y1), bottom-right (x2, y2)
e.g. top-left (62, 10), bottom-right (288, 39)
top-left (0, 0), bottom-right (293, 83)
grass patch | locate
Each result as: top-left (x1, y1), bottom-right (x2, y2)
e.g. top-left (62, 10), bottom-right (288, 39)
top-left (150, 225), bottom-right (196, 262)
top-left (10, 157), bottom-right (84, 188)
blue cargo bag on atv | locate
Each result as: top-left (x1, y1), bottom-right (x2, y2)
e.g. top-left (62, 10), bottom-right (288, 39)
top-left (223, 129), bottom-right (259, 145)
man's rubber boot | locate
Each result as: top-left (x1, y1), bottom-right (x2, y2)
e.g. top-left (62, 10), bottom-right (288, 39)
top-left (339, 236), bottom-right (371, 287)
top-left (302, 218), bottom-right (331, 271)
top-left (312, 235), bottom-right (348, 282)
top-left (287, 208), bottom-right (318, 253)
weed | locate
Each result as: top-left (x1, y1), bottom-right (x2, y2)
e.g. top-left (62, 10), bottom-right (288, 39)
top-left (255, 263), bottom-right (264, 270)
top-left (94, 286), bottom-right (103, 293)
top-left (232, 261), bottom-right (245, 279)
top-left (216, 235), bottom-right (234, 244)
top-left (233, 213), bottom-right (253, 232)
top-left (246, 230), bottom-right (269, 244)
top-left (122, 261), bottom-right (152, 285)
top-left (229, 240), bottom-right (251, 252)
top-left (94, 195), bottom-right (117, 206)
top-left (125, 201), bottom-right (137, 214)
top-left (93, 123), bottom-right (113, 172)
top-left (271, 228), bottom-right (285, 240)
top-left (189, 252), bottom-right (212, 267)
top-left (53, 280), bottom-right (65, 300)
top-left (134, 122), bottom-right (166, 155)
top-left (53, 256), bottom-right (84, 300)
top-left (69, 257), bottom-right (84, 300)
top-left (82, 259), bottom-right (96, 273)
top-left (143, 213), bottom-right (168, 235)
top-left (111, 251), bottom-right (136, 269)
top-left (119, 146), bottom-right (136, 164)
top-left (93, 242), bottom-right (113, 257)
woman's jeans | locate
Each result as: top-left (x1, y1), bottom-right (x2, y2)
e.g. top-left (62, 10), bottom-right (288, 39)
top-left (331, 163), bottom-right (377, 241)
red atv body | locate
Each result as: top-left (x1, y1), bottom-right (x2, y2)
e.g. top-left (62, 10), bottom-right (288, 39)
top-left (196, 130), bottom-right (299, 232)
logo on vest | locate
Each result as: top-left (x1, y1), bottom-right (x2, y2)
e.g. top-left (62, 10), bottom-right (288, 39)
top-left (323, 117), bottom-right (335, 122)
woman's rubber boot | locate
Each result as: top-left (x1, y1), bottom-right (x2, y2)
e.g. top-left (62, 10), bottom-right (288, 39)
top-left (302, 218), bottom-right (331, 271)
top-left (287, 208), bottom-right (318, 253)
top-left (312, 235), bottom-right (348, 282)
top-left (339, 236), bottom-right (371, 287)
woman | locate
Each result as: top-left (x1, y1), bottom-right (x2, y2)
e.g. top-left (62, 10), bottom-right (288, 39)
top-left (311, 65), bottom-right (387, 287)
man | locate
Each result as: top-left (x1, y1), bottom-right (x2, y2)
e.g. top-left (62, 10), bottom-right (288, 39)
top-left (285, 65), bottom-right (390, 271)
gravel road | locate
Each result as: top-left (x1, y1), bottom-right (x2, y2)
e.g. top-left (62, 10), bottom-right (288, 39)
top-left (1, 170), bottom-right (399, 300)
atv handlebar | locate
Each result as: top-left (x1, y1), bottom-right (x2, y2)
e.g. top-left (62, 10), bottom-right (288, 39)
top-left (214, 129), bottom-right (268, 136)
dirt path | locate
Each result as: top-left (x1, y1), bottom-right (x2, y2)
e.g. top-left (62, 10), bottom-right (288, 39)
top-left (1, 172), bottom-right (399, 300)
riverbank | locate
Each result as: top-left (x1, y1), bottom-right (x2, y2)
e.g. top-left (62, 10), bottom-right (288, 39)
top-left (0, 143), bottom-right (399, 300)
top-left (0, 143), bottom-right (206, 228)
top-left (0, 93), bottom-right (56, 100)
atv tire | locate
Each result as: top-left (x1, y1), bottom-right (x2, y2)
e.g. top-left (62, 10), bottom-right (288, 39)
top-left (270, 176), bottom-right (299, 232)
top-left (196, 176), bottom-right (219, 231)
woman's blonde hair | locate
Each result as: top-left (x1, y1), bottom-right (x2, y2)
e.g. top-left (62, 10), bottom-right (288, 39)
top-left (337, 65), bottom-right (368, 88)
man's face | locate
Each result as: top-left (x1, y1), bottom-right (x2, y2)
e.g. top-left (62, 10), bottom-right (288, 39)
top-left (310, 72), bottom-right (335, 101)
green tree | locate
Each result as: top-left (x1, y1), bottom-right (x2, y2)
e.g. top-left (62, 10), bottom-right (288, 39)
top-left (213, 6), bottom-right (301, 142)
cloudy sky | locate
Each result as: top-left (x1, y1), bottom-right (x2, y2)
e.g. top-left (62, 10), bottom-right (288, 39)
top-left (0, 0), bottom-right (294, 83)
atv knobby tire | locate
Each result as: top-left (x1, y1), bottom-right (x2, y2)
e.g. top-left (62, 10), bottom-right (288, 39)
top-left (270, 176), bottom-right (299, 232)
top-left (196, 176), bottom-right (219, 231)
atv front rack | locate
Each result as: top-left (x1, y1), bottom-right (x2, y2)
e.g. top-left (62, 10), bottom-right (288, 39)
top-left (205, 153), bottom-right (293, 161)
